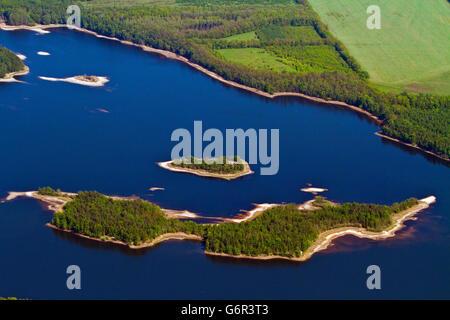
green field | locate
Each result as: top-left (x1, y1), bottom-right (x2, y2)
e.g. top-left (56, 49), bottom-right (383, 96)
top-left (309, 0), bottom-right (450, 95)
top-left (256, 25), bottom-right (322, 43)
top-left (217, 48), bottom-right (297, 73)
top-left (222, 31), bottom-right (258, 41)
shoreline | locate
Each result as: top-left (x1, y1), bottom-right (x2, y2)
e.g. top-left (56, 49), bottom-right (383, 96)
top-left (205, 196), bottom-right (436, 262)
top-left (2, 190), bottom-right (436, 261)
top-left (46, 223), bottom-right (203, 249)
top-left (0, 22), bottom-right (447, 163)
top-left (157, 160), bottom-right (254, 180)
top-left (375, 132), bottom-right (449, 162)
top-left (0, 65), bottom-right (29, 83)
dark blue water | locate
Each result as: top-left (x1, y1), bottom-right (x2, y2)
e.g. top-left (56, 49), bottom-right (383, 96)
top-left (0, 29), bottom-right (449, 299)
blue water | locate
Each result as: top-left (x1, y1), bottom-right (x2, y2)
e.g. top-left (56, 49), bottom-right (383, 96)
top-left (0, 28), bottom-right (448, 299)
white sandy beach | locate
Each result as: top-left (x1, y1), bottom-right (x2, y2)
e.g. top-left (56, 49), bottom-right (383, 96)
top-left (16, 53), bottom-right (26, 60)
top-left (301, 187), bottom-right (328, 193)
top-left (39, 75), bottom-right (109, 87)
top-left (149, 187), bottom-right (165, 191)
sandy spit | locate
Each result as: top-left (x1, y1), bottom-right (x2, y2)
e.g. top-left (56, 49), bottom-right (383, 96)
top-left (39, 75), bottom-right (109, 87)
top-left (301, 187), bottom-right (328, 194)
top-left (0, 66), bottom-right (29, 83)
top-left (16, 53), bottom-right (26, 60)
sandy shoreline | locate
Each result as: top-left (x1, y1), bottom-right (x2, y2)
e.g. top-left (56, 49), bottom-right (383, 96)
top-left (1, 22), bottom-right (447, 162)
top-left (0, 65), bottom-right (29, 83)
top-left (158, 160), bottom-right (254, 180)
top-left (46, 223), bottom-right (203, 249)
top-left (206, 196), bottom-right (436, 262)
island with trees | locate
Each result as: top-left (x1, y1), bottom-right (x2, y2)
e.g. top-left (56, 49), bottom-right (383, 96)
top-left (158, 156), bottom-right (253, 180)
top-left (0, 0), bottom-right (448, 161)
top-left (0, 44), bottom-right (27, 81)
top-left (3, 187), bottom-right (435, 261)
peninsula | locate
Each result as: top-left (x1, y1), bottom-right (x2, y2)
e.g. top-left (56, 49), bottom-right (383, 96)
top-left (0, 44), bottom-right (28, 82)
top-left (158, 157), bottom-right (253, 180)
top-left (3, 187), bottom-right (435, 262)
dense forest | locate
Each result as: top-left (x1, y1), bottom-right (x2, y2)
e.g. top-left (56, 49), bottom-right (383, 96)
top-left (204, 198), bottom-right (418, 257)
top-left (51, 190), bottom-right (419, 258)
top-left (173, 156), bottom-right (245, 174)
top-left (0, 0), bottom-right (448, 159)
top-left (51, 191), bottom-right (205, 245)
top-left (0, 44), bottom-right (24, 78)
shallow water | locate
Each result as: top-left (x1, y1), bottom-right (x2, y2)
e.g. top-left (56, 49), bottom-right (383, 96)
top-left (0, 28), bottom-right (448, 299)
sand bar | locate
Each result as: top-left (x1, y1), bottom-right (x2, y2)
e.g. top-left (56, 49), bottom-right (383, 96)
top-left (16, 53), bottom-right (26, 60)
top-left (301, 187), bottom-right (328, 194)
top-left (39, 75), bottom-right (109, 87)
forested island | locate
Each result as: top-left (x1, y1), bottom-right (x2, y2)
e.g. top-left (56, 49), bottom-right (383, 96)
top-left (0, 44), bottom-right (25, 79)
top-left (159, 156), bottom-right (253, 180)
top-left (5, 187), bottom-right (434, 261)
top-left (0, 0), bottom-right (448, 160)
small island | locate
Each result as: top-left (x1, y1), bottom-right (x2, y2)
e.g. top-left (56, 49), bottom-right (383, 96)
top-left (38, 74), bottom-right (109, 87)
top-left (3, 187), bottom-right (435, 262)
top-left (158, 156), bottom-right (253, 180)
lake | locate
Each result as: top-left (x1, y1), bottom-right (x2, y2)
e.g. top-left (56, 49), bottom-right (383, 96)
top-left (0, 28), bottom-right (448, 299)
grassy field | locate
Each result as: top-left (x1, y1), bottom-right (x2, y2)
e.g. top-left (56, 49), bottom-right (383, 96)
top-left (222, 31), bottom-right (258, 41)
top-left (309, 0), bottom-right (450, 95)
top-left (217, 48), bottom-right (297, 73)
